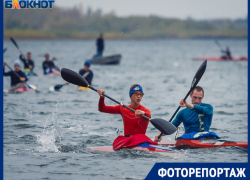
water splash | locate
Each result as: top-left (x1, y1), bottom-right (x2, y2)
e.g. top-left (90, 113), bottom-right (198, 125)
top-left (36, 103), bottom-right (62, 153)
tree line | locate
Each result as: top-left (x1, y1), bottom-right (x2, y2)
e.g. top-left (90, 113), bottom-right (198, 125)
top-left (4, 6), bottom-right (247, 39)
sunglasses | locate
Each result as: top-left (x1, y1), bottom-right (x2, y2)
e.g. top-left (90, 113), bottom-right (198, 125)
top-left (133, 92), bottom-right (144, 97)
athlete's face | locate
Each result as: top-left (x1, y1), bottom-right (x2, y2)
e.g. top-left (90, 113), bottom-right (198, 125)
top-left (14, 65), bottom-right (20, 72)
top-left (45, 54), bottom-right (49, 61)
top-left (84, 66), bottom-right (89, 71)
top-left (27, 53), bottom-right (31, 60)
top-left (131, 91), bottom-right (143, 105)
top-left (190, 90), bottom-right (203, 105)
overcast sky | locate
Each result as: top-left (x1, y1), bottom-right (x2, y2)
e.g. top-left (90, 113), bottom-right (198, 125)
top-left (55, 0), bottom-right (248, 20)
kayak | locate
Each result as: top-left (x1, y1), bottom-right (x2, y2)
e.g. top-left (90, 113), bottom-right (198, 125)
top-left (174, 138), bottom-right (248, 149)
top-left (88, 54), bottom-right (122, 65)
top-left (24, 71), bottom-right (37, 76)
top-left (4, 87), bottom-right (36, 93)
top-left (159, 132), bottom-right (248, 149)
top-left (193, 56), bottom-right (247, 61)
top-left (78, 86), bottom-right (90, 91)
top-left (24, 69), bottom-right (37, 76)
top-left (43, 71), bottom-right (61, 77)
top-left (88, 142), bottom-right (182, 156)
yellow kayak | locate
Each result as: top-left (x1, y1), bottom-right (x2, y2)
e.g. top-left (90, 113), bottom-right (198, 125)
top-left (24, 68), bottom-right (30, 72)
top-left (24, 68), bottom-right (37, 76)
top-left (78, 86), bottom-right (90, 91)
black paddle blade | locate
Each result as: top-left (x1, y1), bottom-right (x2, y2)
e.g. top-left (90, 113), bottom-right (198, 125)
top-left (10, 37), bottom-right (19, 49)
top-left (3, 48), bottom-right (7, 53)
top-left (191, 60), bottom-right (207, 89)
top-left (54, 84), bottom-right (64, 91)
top-left (151, 118), bottom-right (177, 135)
top-left (61, 68), bottom-right (89, 87)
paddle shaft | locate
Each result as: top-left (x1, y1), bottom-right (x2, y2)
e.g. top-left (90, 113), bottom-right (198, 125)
top-left (158, 60), bottom-right (207, 139)
top-left (10, 37), bottom-right (22, 53)
top-left (158, 87), bottom-right (194, 138)
top-left (215, 40), bottom-right (223, 52)
top-left (54, 83), bottom-right (68, 91)
top-left (88, 85), bottom-right (151, 121)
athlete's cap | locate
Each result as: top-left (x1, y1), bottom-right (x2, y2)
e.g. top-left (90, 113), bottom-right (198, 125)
top-left (129, 85), bottom-right (144, 97)
top-left (84, 61), bottom-right (91, 67)
top-left (14, 60), bottom-right (20, 67)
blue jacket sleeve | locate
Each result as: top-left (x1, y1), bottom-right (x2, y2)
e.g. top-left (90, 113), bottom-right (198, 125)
top-left (172, 110), bottom-right (183, 128)
top-left (193, 104), bottom-right (213, 115)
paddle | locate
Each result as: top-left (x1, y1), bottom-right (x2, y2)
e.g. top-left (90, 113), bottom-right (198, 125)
top-left (215, 40), bottom-right (223, 52)
top-left (49, 82), bottom-right (68, 91)
top-left (4, 63), bottom-right (37, 91)
top-left (158, 59), bottom-right (207, 139)
top-left (61, 68), bottom-right (177, 135)
top-left (3, 48), bottom-right (7, 53)
top-left (10, 37), bottom-right (22, 53)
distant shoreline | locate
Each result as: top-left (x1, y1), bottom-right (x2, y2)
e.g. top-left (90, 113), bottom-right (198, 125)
top-left (3, 31), bottom-right (247, 40)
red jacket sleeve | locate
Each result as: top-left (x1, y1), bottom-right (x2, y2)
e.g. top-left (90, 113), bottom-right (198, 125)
top-left (98, 97), bottom-right (121, 114)
top-left (144, 108), bottom-right (151, 118)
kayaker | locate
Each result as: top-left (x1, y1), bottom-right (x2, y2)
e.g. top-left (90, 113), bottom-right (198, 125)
top-left (97, 84), bottom-right (158, 150)
top-left (221, 47), bottom-right (232, 60)
top-left (95, 33), bottom-right (104, 57)
top-left (79, 61), bottom-right (93, 85)
top-left (42, 54), bottom-right (60, 75)
top-left (154, 86), bottom-right (213, 142)
top-left (19, 52), bottom-right (35, 72)
top-left (3, 60), bottom-right (28, 90)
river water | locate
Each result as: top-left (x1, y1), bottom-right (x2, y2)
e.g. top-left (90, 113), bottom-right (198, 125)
top-left (3, 39), bottom-right (248, 180)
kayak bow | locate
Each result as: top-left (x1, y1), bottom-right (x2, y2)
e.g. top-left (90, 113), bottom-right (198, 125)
top-left (193, 56), bottom-right (247, 61)
top-left (174, 138), bottom-right (248, 149)
top-left (88, 142), bottom-right (182, 156)
top-left (4, 87), bottom-right (36, 93)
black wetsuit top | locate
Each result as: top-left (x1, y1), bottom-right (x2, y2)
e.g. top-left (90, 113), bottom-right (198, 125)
top-left (42, 61), bottom-right (59, 74)
top-left (19, 55), bottom-right (35, 70)
top-left (79, 69), bottom-right (94, 85)
top-left (3, 68), bottom-right (28, 86)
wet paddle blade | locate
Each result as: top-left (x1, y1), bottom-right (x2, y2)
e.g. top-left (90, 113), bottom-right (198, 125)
top-left (61, 68), bottom-right (89, 87)
top-left (3, 48), bottom-right (7, 53)
top-left (54, 84), bottom-right (64, 91)
top-left (191, 60), bottom-right (207, 89)
top-left (151, 118), bottom-right (177, 135)
top-left (10, 37), bottom-right (19, 50)
top-left (27, 84), bottom-right (37, 90)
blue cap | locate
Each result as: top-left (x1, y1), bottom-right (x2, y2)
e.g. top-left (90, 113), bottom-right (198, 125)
top-left (84, 61), bottom-right (91, 67)
top-left (129, 85), bottom-right (144, 97)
